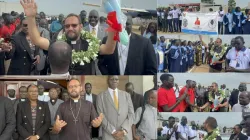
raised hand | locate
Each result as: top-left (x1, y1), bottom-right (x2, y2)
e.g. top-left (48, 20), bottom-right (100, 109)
top-left (20, 0), bottom-right (38, 17)
top-left (91, 113), bottom-right (104, 128)
top-left (54, 115), bottom-right (67, 132)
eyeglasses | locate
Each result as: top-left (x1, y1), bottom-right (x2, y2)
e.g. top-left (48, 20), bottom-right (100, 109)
top-left (68, 85), bottom-right (81, 89)
top-left (64, 24), bottom-right (78, 29)
top-left (22, 24), bottom-right (28, 27)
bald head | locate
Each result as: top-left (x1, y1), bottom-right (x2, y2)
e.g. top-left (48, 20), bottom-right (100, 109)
top-left (48, 41), bottom-right (72, 74)
top-left (89, 10), bottom-right (99, 27)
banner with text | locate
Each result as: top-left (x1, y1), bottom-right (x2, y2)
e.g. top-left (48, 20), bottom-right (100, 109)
top-left (182, 12), bottom-right (218, 35)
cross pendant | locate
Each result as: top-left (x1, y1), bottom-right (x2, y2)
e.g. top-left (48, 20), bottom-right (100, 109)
top-left (73, 119), bottom-right (78, 124)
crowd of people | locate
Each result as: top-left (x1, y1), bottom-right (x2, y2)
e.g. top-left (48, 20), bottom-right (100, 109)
top-left (0, 75), bottom-right (157, 140)
top-left (157, 114), bottom-right (250, 140)
top-left (157, 73), bottom-right (250, 112)
top-left (0, 0), bottom-right (158, 76)
top-left (157, 5), bottom-right (200, 33)
top-left (218, 6), bottom-right (250, 35)
top-left (155, 35), bottom-right (250, 73)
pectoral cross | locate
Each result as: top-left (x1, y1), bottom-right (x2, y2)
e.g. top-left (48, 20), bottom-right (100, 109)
top-left (73, 119), bottom-right (78, 124)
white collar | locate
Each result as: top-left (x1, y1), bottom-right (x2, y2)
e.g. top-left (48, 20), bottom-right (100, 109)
top-left (51, 72), bottom-right (70, 77)
top-left (8, 97), bottom-right (16, 100)
top-left (86, 93), bottom-right (92, 96)
top-left (89, 24), bottom-right (98, 29)
top-left (108, 87), bottom-right (118, 93)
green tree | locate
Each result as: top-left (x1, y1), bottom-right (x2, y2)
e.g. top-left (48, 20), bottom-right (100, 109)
top-left (228, 0), bottom-right (236, 10)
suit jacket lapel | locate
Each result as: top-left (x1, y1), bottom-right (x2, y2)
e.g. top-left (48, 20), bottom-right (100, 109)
top-left (118, 90), bottom-right (123, 112)
top-left (125, 33), bottom-right (137, 74)
top-left (20, 32), bottom-right (32, 59)
top-left (105, 90), bottom-right (118, 112)
top-left (35, 101), bottom-right (42, 126)
top-left (24, 101), bottom-right (33, 126)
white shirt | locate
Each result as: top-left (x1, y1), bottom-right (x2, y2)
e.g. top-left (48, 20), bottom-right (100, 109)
top-left (161, 12), bottom-right (165, 19)
top-left (226, 47), bottom-right (250, 70)
top-left (167, 10), bottom-right (173, 19)
top-left (161, 126), bottom-right (177, 140)
top-left (172, 9), bottom-right (180, 19)
top-left (173, 86), bottom-right (180, 98)
top-left (218, 11), bottom-right (225, 22)
top-left (177, 124), bottom-right (191, 140)
top-left (89, 24), bottom-right (99, 38)
top-left (108, 88), bottom-right (119, 101)
top-left (85, 93), bottom-right (93, 103)
top-left (118, 34), bottom-right (131, 75)
top-left (179, 13), bottom-right (183, 20)
top-left (188, 128), bottom-right (197, 139)
top-left (202, 46), bottom-right (205, 54)
top-left (38, 94), bottom-right (50, 102)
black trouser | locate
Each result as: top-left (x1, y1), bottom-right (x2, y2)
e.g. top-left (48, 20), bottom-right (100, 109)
top-left (179, 20), bottom-right (182, 32)
top-left (218, 22), bottom-right (224, 34)
top-left (167, 19), bottom-right (173, 32)
top-left (173, 18), bottom-right (179, 32)
top-left (162, 19), bottom-right (168, 32)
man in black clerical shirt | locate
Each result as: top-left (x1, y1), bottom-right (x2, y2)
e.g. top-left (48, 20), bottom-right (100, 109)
top-left (51, 79), bottom-right (103, 140)
top-left (21, 0), bottom-right (117, 75)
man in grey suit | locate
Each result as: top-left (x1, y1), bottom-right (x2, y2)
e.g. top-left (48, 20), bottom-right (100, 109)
top-left (0, 96), bottom-right (16, 140)
top-left (83, 10), bottom-right (107, 41)
top-left (84, 10), bottom-right (107, 75)
top-left (97, 75), bottom-right (134, 140)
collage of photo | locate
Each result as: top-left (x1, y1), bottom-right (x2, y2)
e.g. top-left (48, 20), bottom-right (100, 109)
top-left (0, 0), bottom-right (249, 140)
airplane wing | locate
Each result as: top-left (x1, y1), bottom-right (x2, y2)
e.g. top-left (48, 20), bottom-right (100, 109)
top-left (83, 2), bottom-right (149, 13)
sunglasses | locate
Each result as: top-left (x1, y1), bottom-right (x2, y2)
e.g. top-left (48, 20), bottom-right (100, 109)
top-left (22, 24), bottom-right (28, 27)
top-left (64, 24), bottom-right (78, 29)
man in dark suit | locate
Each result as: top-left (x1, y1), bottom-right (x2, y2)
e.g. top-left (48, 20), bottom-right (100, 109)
top-left (84, 82), bottom-right (98, 139)
top-left (5, 18), bottom-right (40, 75)
top-left (16, 84), bottom-right (51, 140)
top-left (98, 16), bottom-right (157, 75)
top-left (229, 124), bottom-right (248, 140)
top-left (0, 96), bottom-right (16, 140)
top-left (229, 83), bottom-right (247, 108)
top-left (125, 82), bottom-right (144, 112)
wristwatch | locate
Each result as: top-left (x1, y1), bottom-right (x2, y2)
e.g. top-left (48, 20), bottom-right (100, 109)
top-left (36, 135), bottom-right (40, 139)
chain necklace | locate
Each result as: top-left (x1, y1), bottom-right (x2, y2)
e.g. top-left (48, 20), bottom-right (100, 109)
top-left (70, 99), bottom-right (82, 124)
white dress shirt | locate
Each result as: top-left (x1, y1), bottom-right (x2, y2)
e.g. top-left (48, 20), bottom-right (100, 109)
top-left (89, 24), bottom-right (99, 38)
top-left (108, 88), bottom-right (119, 101)
top-left (168, 10), bottom-right (173, 19)
top-left (85, 93), bottom-right (93, 103)
top-left (38, 94), bottom-right (50, 102)
top-left (218, 11), bottom-right (225, 22)
top-left (118, 34), bottom-right (131, 75)
top-left (172, 9), bottom-right (180, 19)
top-left (226, 47), bottom-right (250, 70)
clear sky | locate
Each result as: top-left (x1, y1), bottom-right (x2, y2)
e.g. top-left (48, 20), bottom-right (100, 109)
top-left (159, 112), bottom-right (242, 127)
top-left (3, 0), bottom-right (156, 16)
top-left (157, 73), bottom-right (250, 90)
